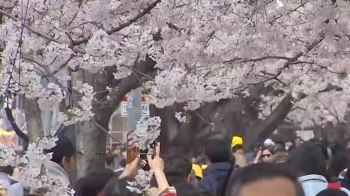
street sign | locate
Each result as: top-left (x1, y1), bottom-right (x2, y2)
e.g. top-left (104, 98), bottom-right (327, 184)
top-left (121, 101), bottom-right (149, 117)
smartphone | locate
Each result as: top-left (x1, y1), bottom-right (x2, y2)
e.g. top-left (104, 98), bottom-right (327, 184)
top-left (140, 141), bottom-right (157, 171)
top-left (126, 131), bottom-right (159, 170)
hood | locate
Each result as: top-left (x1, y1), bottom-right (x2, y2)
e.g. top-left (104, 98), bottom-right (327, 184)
top-left (7, 183), bottom-right (24, 196)
top-left (204, 162), bottom-right (232, 177)
top-left (198, 162), bottom-right (232, 194)
top-left (0, 179), bottom-right (11, 190)
top-left (298, 174), bottom-right (327, 196)
top-left (45, 161), bottom-right (70, 186)
top-left (195, 155), bottom-right (206, 164)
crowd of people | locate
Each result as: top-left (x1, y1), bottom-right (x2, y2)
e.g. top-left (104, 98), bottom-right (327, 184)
top-left (2, 135), bottom-right (350, 196)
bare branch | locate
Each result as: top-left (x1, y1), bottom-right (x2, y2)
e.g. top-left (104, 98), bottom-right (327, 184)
top-left (224, 36), bottom-right (325, 68)
top-left (4, 106), bottom-right (29, 142)
top-left (42, 54), bottom-right (74, 78)
top-left (224, 55), bottom-right (294, 64)
top-left (94, 120), bottom-right (125, 148)
top-left (70, 0), bottom-right (161, 46)
top-left (21, 55), bottom-right (77, 94)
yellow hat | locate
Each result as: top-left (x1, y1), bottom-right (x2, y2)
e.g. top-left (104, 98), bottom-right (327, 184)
top-left (231, 136), bottom-right (243, 147)
top-left (192, 164), bottom-right (203, 178)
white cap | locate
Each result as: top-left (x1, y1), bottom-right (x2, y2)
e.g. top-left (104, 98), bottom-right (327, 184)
top-left (264, 139), bottom-right (275, 146)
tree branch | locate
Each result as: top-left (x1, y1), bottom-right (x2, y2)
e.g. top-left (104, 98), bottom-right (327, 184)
top-left (4, 106), bottom-right (29, 142)
top-left (106, 55), bottom-right (156, 113)
top-left (244, 93), bottom-right (294, 150)
top-left (70, 0), bottom-right (161, 46)
top-left (42, 54), bottom-right (74, 78)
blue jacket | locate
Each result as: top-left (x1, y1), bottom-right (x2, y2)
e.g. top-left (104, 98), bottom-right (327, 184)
top-left (299, 174), bottom-right (350, 196)
top-left (198, 162), bottom-right (232, 195)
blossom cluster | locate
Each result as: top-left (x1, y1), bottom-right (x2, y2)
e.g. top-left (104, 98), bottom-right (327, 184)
top-left (1, 0), bottom-right (350, 193)
top-left (175, 112), bottom-right (188, 123)
top-left (129, 116), bottom-right (161, 151)
top-left (58, 83), bottom-right (95, 126)
top-left (1, 0), bottom-right (350, 126)
top-left (126, 169), bottom-right (154, 194)
top-left (9, 137), bottom-right (74, 196)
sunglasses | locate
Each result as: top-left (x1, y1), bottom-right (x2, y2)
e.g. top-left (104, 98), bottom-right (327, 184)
top-left (261, 154), bottom-right (272, 158)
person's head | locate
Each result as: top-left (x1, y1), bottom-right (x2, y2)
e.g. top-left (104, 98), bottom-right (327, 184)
top-left (204, 138), bottom-right (231, 164)
top-left (259, 146), bottom-right (275, 163)
top-left (263, 139), bottom-right (275, 147)
top-left (287, 141), bottom-right (327, 177)
top-left (295, 137), bottom-right (304, 147)
top-left (274, 141), bottom-right (286, 151)
top-left (310, 139), bottom-right (330, 161)
top-left (273, 145), bottom-right (288, 164)
top-left (315, 189), bottom-right (347, 196)
top-left (164, 153), bottom-right (192, 185)
top-left (105, 154), bottom-right (114, 167)
top-left (171, 182), bottom-right (201, 196)
top-left (0, 180), bottom-right (10, 196)
top-left (75, 169), bottom-right (115, 196)
top-left (225, 162), bottom-right (304, 196)
top-left (231, 136), bottom-right (243, 148)
top-left (232, 144), bottom-right (244, 155)
top-left (331, 143), bottom-right (346, 156)
top-left (44, 136), bottom-right (76, 174)
top-left (330, 153), bottom-right (349, 179)
top-left (98, 176), bottom-right (136, 196)
top-left (119, 158), bottom-right (127, 168)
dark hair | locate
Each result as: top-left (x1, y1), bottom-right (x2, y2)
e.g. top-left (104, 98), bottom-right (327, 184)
top-left (204, 138), bottom-right (230, 163)
top-left (287, 141), bottom-right (327, 177)
top-left (119, 158), bottom-right (127, 168)
top-left (225, 162), bottom-right (304, 196)
top-left (44, 136), bottom-right (76, 165)
top-left (316, 189), bottom-right (348, 196)
top-left (330, 153), bottom-right (349, 178)
top-left (100, 176), bottom-right (137, 196)
top-left (274, 141), bottom-right (286, 150)
top-left (288, 145), bottom-right (296, 153)
top-left (232, 144), bottom-right (244, 153)
top-left (0, 166), bottom-right (14, 175)
top-left (106, 154), bottom-right (114, 166)
top-left (332, 143), bottom-right (346, 156)
top-left (172, 182), bottom-right (201, 196)
top-left (75, 169), bottom-right (115, 196)
top-left (164, 153), bottom-right (192, 185)
top-left (119, 158), bottom-right (126, 167)
top-left (261, 145), bottom-right (275, 155)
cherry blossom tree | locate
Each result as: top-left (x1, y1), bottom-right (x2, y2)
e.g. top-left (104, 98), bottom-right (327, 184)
top-left (1, 0), bottom-right (350, 194)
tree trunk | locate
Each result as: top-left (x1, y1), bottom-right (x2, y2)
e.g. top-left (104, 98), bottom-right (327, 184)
top-left (24, 98), bottom-right (44, 142)
top-left (75, 119), bottom-right (107, 177)
top-left (243, 94), bottom-right (294, 150)
top-left (73, 70), bottom-right (109, 178)
top-left (73, 56), bottom-right (156, 177)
